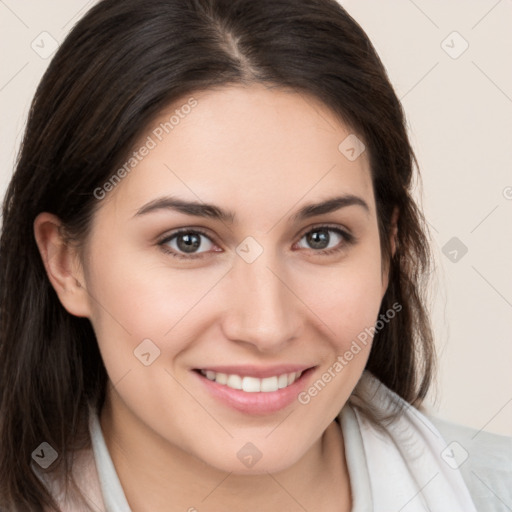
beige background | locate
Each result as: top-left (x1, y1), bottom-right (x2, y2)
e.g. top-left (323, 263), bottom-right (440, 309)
top-left (1, 0), bottom-right (511, 436)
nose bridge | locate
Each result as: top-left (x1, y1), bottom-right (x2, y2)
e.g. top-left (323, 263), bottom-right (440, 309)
top-left (222, 246), bottom-right (300, 350)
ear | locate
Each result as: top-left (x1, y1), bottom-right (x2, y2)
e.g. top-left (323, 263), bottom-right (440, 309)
top-left (33, 212), bottom-right (91, 318)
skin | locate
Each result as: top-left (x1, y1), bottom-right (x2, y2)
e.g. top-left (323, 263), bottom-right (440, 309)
top-left (34, 83), bottom-right (397, 512)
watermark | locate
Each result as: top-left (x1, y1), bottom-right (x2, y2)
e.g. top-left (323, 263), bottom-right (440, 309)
top-left (31, 31), bottom-right (59, 60)
top-left (442, 236), bottom-right (468, 263)
top-left (31, 441), bottom-right (58, 469)
top-left (338, 134), bottom-right (366, 161)
top-left (237, 442), bottom-right (263, 468)
top-left (441, 441), bottom-right (469, 469)
top-left (93, 97), bottom-right (198, 200)
top-left (440, 31), bottom-right (469, 60)
top-left (236, 236), bottom-right (264, 263)
top-left (297, 301), bottom-right (402, 405)
top-left (133, 338), bottom-right (161, 366)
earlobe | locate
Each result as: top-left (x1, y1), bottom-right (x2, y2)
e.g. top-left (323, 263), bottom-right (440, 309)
top-left (33, 212), bottom-right (91, 318)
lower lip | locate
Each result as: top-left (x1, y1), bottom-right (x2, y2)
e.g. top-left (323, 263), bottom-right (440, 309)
top-left (193, 368), bottom-right (316, 415)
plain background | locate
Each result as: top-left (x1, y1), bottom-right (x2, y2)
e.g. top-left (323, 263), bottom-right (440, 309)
top-left (0, 0), bottom-right (511, 436)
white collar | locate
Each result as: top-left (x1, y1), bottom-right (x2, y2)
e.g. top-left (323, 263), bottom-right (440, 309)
top-left (339, 371), bottom-right (478, 511)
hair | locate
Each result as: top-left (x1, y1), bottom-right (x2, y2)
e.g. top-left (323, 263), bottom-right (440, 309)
top-left (0, 0), bottom-right (435, 509)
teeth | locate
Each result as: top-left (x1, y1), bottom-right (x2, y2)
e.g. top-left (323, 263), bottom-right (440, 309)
top-left (200, 370), bottom-right (303, 392)
top-left (242, 376), bottom-right (261, 392)
top-left (227, 374), bottom-right (242, 390)
top-left (215, 372), bottom-right (228, 385)
top-left (260, 376), bottom-right (277, 392)
top-left (278, 374), bottom-right (288, 389)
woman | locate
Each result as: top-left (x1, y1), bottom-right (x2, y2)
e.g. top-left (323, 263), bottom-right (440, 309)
top-left (0, 0), bottom-right (510, 510)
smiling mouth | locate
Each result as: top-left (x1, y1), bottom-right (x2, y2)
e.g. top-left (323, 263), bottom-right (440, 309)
top-left (193, 366), bottom-right (318, 415)
top-left (194, 368), bottom-right (314, 393)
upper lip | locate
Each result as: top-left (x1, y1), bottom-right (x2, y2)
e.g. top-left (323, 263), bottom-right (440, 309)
top-left (195, 365), bottom-right (315, 379)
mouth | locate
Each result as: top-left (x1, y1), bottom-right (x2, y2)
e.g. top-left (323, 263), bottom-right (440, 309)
top-left (192, 366), bottom-right (317, 415)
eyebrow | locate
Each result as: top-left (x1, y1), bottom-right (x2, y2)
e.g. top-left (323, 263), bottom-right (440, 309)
top-left (133, 194), bottom-right (370, 223)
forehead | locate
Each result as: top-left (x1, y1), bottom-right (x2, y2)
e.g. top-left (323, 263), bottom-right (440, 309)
top-left (102, 83), bottom-right (375, 221)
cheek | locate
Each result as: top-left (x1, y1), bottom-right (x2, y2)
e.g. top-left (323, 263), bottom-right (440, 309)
top-left (82, 242), bottom-right (208, 368)
top-left (93, 266), bottom-right (217, 335)
top-left (298, 250), bottom-right (384, 347)
top-left (293, 253), bottom-right (384, 418)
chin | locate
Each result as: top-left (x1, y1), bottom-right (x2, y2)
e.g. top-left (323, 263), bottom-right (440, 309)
top-left (200, 449), bottom-right (301, 476)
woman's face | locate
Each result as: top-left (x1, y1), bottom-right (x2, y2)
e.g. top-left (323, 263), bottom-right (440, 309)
top-left (78, 83), bottom-right (391, 474)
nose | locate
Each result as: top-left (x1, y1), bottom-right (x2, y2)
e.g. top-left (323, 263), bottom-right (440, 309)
top-left (220, 248), bottom-right (303, 353)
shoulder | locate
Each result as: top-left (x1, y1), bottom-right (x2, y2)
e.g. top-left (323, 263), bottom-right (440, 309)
top-left (427, 413), bottom-right (512, 511)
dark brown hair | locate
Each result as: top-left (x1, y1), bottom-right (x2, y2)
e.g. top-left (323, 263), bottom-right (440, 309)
top-left (0, 0), bottom-right (435, 509)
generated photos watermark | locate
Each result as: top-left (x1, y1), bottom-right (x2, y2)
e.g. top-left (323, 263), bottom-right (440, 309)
top-left (93, 97), bottom-right (198, 200)
top-left (297, 301), bottom-right (402, 405)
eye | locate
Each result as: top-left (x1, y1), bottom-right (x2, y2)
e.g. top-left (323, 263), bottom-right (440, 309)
top-left (295, 225), bottom-right (355, 255)
top-left (159, 229), bottom-right (217, 259)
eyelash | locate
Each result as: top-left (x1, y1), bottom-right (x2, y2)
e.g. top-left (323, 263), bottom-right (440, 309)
top-left (158, 225), bottom-right (356, 261)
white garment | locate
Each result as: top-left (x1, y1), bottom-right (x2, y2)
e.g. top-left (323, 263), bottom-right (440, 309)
top-left (340, 372), bottom-right (478, 511)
